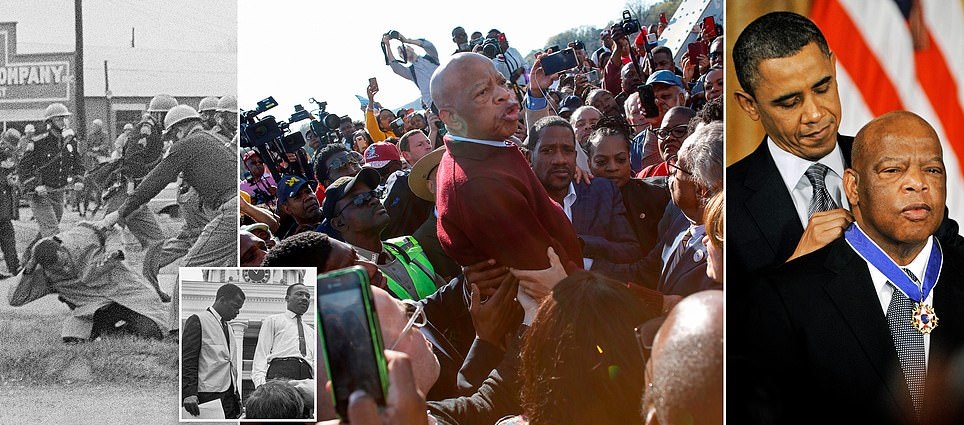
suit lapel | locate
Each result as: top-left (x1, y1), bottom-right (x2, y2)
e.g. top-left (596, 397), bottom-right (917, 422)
top-left (821, 239), bottom-right (912, 411)
top-left (742, 139), bottom-right (805, 260)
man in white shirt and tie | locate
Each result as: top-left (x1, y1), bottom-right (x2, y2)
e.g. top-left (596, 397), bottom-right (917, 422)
top-left (251, 283), bottom-right (315, 388)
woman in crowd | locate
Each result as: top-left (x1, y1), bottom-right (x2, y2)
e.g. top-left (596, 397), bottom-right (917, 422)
top-left (507, 270), bottom-right (659, 425)
top-left (703, 190), bottom-right (723, 284)
top-left (586, 117), bottom-right (671, 255)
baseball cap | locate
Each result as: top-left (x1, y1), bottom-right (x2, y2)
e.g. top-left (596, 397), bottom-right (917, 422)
top-left (242, 222), bottom-right (270, 235)
top-left (276, 174), bottom-right (311, 207)
top-left (321, 167), bottom-right (381, 219)
top-left (409, 146), bottom-right (445, 202)
top-left (364, 142), bottom-right (401, 168)
top-left (646, 70), bottom-right (683, 88)
top-left (242, 150), bottom-right (259, 161)
top-left (558, 95), bottom-right (583, 116)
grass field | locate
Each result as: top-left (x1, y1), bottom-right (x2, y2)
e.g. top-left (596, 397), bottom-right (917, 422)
top-left (0, 186), bottom-right (204, 424)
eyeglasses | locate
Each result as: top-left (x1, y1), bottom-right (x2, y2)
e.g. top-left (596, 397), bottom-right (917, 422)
top-left (667, 160), bottom-right (693, 177)
top-left (708, 51), bottom-right (722, 61)
top-left (335, 190), bottom-right (378, 218)
top-left (654, 124), bottom-right (689, 140)
top-left (328, 151), bottom-right (364, 172)
top-left (390, 299), bottom-right (426, 350)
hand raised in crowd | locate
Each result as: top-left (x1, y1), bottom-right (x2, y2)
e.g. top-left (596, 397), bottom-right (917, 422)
top-left (321, 351), bottom-right (429, 425)
top-left (470, 272), bottom-right (523, 350)
top-left (572, 72), bottom-right (591, 97)
top-left (787, 208), bottom-right (855, 262)
top-left (511, 247), bottom-right (568, 300)
top-left (527, 52), bottom-right (560, 99)
top-left (367, 81), bottom-right (379, 102)
top-left (462, 258), bottom-right (509, 299)
top-left (681, 55), bottom-right (696, 83)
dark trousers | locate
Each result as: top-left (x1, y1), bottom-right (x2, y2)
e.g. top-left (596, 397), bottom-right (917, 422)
top-left (0, 219), bottom-right (18, 273)
top-left (198, 382), bottom-right (241, 419)
top-left (90, 303), bottom-right (162, 340)
top-left (266, 357), bottom-right (313, 381)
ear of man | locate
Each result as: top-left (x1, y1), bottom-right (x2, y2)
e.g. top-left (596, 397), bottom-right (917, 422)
top-left (733, 90), bottom-right (760, 121)
top-left (843, 168), bottom-right (860, 211)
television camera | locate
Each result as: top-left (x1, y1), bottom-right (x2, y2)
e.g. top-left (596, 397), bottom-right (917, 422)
top-left (240, 96), bottom-right (342, 183)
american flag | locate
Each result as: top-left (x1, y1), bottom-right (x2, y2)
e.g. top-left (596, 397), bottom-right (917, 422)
top-left (809, 0), bottom-right (964, 222)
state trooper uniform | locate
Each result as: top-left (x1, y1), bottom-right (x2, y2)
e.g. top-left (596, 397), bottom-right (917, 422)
top-left (18, 103), bottom-right (84, 239)
top-left (102, 94), bottom-right (174, 251)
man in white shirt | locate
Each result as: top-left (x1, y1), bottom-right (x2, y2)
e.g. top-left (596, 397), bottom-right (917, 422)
top-left (251, 283), bottom-right (316, 388)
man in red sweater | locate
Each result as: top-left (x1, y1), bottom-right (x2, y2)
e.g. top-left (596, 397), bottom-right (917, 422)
top-left (429, 52), bottom-right (583, 273)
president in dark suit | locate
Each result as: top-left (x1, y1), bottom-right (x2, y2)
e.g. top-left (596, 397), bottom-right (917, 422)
top-left (740, 111), bottom-right (964, 425)
top-left (728, 11), bottom-right (855, 288)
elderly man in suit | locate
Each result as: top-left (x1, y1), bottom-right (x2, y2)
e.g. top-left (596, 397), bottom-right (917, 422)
top-left (741, 111), bottom-right (964, 425)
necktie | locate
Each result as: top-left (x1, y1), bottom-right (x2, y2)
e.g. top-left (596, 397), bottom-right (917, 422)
top-left (886, 268), bottom-right (926, 416)
top-left (296, 314), bottom-right (306, 357)
top-left (804, 163), bottom-right (838, 217)
top-left (221, 321), bottom-right (231, 346)
top-left (675, 229), bottom-right (693, 266)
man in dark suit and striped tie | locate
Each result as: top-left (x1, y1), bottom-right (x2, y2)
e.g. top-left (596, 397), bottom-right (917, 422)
top-left (738, 110), bottom-right (964, 425)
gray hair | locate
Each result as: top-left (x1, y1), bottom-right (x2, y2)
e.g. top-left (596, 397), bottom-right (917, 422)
top-left (678, 121), bottom-right (723, 194)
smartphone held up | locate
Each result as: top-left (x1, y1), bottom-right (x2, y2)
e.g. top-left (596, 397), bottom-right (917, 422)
top-left (317, 266), bottom-right (390, 421)
top-left (541, 47), bottom-right (579, 76)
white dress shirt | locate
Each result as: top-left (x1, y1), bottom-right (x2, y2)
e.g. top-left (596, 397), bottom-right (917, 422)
top-left (251, 309), bottom-right (316, 387)
top-left (559, 182), bottom-right (593, 270)
top-left (767, 137), bottom-right (849, 228)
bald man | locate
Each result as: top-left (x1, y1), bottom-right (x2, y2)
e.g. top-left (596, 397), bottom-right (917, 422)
top-left (429, 52), bottom-right (583, 273)
top-left (738, 111), bottom-right (964, 425)
top-left (642, 290), bottom-right (723, 425)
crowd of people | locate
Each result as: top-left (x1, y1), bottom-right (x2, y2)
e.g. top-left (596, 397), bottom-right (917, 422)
top-left (4, 94), bottom-right (239, 344)
top-left (239, 8), bottom-right (724, 425)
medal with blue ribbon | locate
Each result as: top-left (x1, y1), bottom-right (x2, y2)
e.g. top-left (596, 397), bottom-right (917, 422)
top-left (844, 223), bottom-right (940, 334)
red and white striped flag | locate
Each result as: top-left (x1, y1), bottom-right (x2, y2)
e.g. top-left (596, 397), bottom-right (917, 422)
top-left (810, 0), bottom-right (964, 222)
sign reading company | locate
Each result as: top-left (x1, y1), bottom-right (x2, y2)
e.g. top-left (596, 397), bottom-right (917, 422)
top-left (0, 24), bottom-right (72, 104)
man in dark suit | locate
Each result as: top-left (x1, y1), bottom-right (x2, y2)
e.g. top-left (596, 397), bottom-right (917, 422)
top-left (527, 115), bottom-right (642, 279)
top-left (729, 11), bottom-right (855, 287)
top-left (181, 283), bottom-right (245, 419)
top-left (740, 111), bottom-right (964, 425)
top-left (727, 14), bottom-right (964, 419)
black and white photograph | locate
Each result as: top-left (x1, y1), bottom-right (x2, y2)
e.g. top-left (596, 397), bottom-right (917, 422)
top-left (0, 1), bottom-right (236, 424)
top-left (178, 267), bottom-right (316, 422)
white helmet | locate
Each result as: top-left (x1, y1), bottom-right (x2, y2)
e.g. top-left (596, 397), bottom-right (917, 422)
top-left (163, 104), bottom-right (201, 132)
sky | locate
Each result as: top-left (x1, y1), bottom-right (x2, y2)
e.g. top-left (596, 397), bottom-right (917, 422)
top-left (1, 0), bottom-right (237, 53)
top-left (239, 0), bottom-right (649, 124)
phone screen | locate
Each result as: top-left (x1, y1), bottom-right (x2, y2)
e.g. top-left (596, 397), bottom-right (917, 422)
top-left (587, 69), bottom-right (600, 84)
top-left (317, 267), bottom-right (387, 420)
top-left (703, 17), bottom-right (717, 39)
top-left (369, 77), bottom-right (378, 92)
top-left (639, 84), bottom-right (659, 118)
top-left (542, 48), bottom-right (579, 75)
